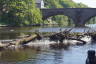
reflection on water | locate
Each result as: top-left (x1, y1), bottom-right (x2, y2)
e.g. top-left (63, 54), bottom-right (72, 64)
top-left (0, 26), bottom-right (39, 40)
top-left (0, 44), bottom-right (96, 64)
top-left (0, 25), bottom-right (95, 40)
top-left (0, 49), bottom-right (39, 62)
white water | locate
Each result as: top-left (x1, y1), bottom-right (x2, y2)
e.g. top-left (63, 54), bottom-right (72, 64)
top-left (26, 35), bottom-right (92, 49)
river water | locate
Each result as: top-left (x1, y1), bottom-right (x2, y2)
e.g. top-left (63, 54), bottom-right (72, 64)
top-left (0, 25), bottom-right (96, 64)
top-left (0, 43), bottom-right (96, 64)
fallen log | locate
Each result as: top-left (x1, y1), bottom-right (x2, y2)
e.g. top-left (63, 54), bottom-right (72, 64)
top-left (67, 37), bottom-right (87, 45)
top-left (15, 34), bottom-right (41, 45)
top-left (48, 32), bottom-right (87, 45)
top-left (0, 42), bottom-right (10, 50)
top-left (0, 33), bottom-right (43, 51)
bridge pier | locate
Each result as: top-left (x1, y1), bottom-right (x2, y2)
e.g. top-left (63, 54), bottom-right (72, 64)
top-left (74, 20), bottom-right (86, 27)
top-left (75, 23), bottom-right (85, 27)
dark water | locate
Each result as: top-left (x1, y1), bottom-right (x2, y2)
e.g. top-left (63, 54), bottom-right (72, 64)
top-left (0, 25), bottom-right (96, 64)
top-left (0, 44), bottom-right (96, 64)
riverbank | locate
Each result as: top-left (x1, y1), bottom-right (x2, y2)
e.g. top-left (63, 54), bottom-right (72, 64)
top-left (0, 24), bottom-right (59, 27)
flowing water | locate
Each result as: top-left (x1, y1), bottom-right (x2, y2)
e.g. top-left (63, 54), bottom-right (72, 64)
top-left (0, 25), bottom-right (96, 64)
top-left (0, 43), bottom-right (96, 64)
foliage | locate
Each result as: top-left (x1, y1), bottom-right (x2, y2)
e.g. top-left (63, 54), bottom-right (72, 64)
top-left (0, 0), bottom-right (42, 26)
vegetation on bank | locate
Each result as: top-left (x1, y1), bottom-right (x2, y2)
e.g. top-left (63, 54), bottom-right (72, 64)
top-left (0, 0), bottom-right (42, 26)
top-left (44, 0), bottom-right (88, 8)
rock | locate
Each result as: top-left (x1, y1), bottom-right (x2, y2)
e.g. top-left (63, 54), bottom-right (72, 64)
top-left (86, 50), bottom-right (96, 64)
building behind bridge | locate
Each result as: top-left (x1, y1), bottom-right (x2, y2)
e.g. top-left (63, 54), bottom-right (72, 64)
top-left (36, 0), bottom-right (45, 8)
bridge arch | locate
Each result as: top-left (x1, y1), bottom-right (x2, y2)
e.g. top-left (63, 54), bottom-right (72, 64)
top-left (43, 14), bottom-right (74, 26)
top-left (41, 9), bottom-right (76, 26)
top-left (85, 15), bottom-right (96, 24)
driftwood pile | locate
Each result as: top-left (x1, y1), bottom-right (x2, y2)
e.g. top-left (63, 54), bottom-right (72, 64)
top-left (0, 28), bottom-right (96, 50)
top-left (49, 28), bottom-right (96, 49)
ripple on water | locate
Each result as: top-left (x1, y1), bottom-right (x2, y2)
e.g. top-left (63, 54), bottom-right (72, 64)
top-left (11, 44), bottom-right (96, 64)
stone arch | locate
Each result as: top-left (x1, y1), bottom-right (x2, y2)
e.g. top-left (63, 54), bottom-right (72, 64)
top-left (43, 13), bottom-right (73, 20)
top-left (42, 13), bottom-right (74, 26)
top-left (84, 15), bottom-right (96, 25)
top-left (41, 8), bottom-right (75, 21)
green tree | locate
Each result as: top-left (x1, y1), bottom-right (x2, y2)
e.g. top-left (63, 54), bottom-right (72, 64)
top-left (0, 0), bottom-right (42, 26)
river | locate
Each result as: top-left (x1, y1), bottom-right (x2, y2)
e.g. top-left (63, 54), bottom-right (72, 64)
top-left (0, 25), bottom-right (96, 64)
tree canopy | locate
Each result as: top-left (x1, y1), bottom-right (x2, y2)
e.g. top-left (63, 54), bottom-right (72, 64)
top-left (0, 0), bottom-right (42, 26)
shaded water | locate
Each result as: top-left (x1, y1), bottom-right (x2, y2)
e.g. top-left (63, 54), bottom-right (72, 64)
top-left (0, 25), bottom-right (96, 64)
top-left (0, 25), bottom-right (95, 40)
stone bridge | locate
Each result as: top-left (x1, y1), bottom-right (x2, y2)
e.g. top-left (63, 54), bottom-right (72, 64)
top-left (41, 8), bottom-right (96, 27)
